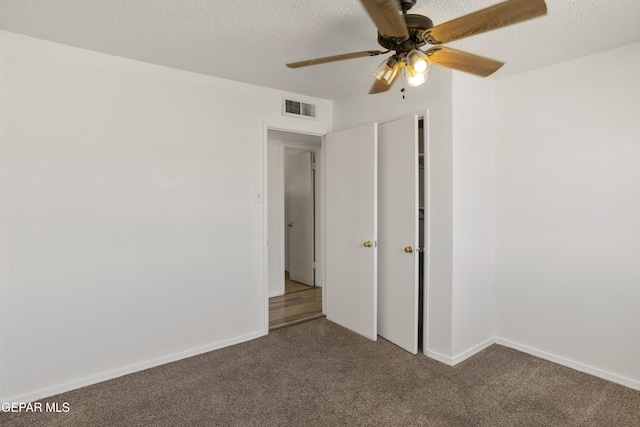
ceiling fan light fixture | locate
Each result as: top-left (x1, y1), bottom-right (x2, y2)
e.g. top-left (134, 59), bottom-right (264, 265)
top-left (407, 49), bottom-right (430, 75)
top-left (406, 66), bottom-right (428, 87)
top-left (374, 57), bottom-right (400, 85)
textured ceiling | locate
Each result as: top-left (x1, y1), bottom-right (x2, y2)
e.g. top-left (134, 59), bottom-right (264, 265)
top-left (0, 0), bottom-right (639, 100)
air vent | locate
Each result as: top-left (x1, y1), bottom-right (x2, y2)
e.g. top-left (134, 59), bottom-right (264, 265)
top-left (283, 99), bottom-right (316, 119)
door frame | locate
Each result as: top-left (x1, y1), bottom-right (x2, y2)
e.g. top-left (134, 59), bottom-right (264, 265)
top-left (264, 110), bottom-right (430, 352)
top-left (264, 125), bottom-right (325, 333)
top-left (420, 110), bottom-right (430, 356)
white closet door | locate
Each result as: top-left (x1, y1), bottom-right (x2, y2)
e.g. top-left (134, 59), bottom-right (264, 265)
top-left (378, 115), bottom-right (419, 354)
top-left (287, 151), bottom-right (314, 286)
top-left (324, 123), bottom-right (378, 340)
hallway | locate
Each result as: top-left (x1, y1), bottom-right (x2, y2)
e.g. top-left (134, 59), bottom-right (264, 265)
top-left (269, 274), bottom-right (323, 330)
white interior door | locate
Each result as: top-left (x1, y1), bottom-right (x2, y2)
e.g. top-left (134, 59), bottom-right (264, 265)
top-left (287, 151), bottom-right (314, 286)
top-left (378, 115), bottom-right (419, 354)
top-left (324, 123), bottom-right (378, 340)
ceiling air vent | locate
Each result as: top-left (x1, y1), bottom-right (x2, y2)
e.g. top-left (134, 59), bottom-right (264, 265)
top-left (283, 99), bottom-right (316, 120)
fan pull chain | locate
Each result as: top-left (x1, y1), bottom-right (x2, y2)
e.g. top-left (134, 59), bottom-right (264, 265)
top-left (401, 68), bottom-right (407, 100)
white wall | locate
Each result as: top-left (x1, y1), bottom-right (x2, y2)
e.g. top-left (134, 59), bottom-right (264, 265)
top-left (451, 73), bottom-right (495, 359)
top-left (334, 68), bottom-right (496, 363)
top-left (0, 30), bottom-right (332, 402)
top-left (494, 42), bottom-right (640, 388)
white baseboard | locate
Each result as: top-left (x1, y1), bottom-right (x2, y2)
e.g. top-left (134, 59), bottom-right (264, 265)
top-left (268, 290), bottom-right (284, 298)
top-left (3, 329), bottom-right (267, 404)
top-left (6, 331), bottom-right (638, 404)
top-left (426, 337), bottom-right (639, 391)
top-left (425, 338), bottom-right (494, 366)
top-left (451, 338), bottom-right (495, 365)
top-left (494, 337), bottom-right (640, 392)
top-left (425, 349), bottom-right (455, 366)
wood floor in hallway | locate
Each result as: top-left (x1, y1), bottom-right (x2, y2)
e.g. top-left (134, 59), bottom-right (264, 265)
top-left (269, 277), bottom-right (323, 330)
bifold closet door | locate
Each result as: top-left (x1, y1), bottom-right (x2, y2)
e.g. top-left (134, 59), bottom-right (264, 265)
top-left (377, 115), bottom-right (420, 354)
top-left (324, 123), bottom-right (378, 341)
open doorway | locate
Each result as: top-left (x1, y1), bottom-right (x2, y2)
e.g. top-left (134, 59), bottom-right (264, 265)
top-left (267, 129), bottom-right (323, 330)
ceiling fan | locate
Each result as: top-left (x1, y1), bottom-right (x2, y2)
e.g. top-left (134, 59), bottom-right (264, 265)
top-left (286, 0), bottom-right (547, 94)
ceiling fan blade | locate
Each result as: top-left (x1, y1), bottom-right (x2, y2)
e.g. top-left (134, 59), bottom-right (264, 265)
top-left (360, 0), bottom-right (409, 40)
top-left (422, 0), bottom-right (547, 45)
top-left (426, 47), bottom-right (504, 77)
top-left (286, 50), bottom-right (385, 69)
top-left (369, 70), bottom-right (400, 94)
top-left (369, 79), bottom-right (392, 94)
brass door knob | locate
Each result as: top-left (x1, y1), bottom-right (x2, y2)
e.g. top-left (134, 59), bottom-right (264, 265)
top-left (287, 223), bottom-right (293, 227)
top-left (363, 241), bottom-right (373, 248)
top-left (404, 246), bottom-right (413, 253)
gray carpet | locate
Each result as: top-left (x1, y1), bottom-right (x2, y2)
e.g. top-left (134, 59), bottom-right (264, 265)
top-left (2, 318), bottom-right (639, 426)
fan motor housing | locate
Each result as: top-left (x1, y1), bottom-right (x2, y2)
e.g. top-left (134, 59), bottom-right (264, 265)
top-left (377, 14), bottom-right (433, 52)
top-left (399, 0), bottom-right (417, 12)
